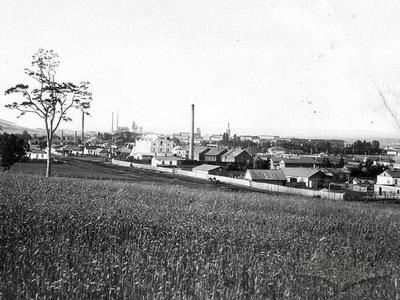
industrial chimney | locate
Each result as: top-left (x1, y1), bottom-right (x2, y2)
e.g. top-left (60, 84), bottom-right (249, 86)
top-left (116, 111), bottom-right (119, 132)
top-left (189, 104), bottom-right (195, 160)
top-left (74, 131), bottom-right (77, 143)
top-left (111, 112), bottom-right (114, 133)
top-left (81, 111), bottom-right (85, 143)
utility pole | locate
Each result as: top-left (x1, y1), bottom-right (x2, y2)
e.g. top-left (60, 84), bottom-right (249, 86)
top-left (189, 104), bottom-right (195, 160)
top-left (81, 110), bottom-right (85, 143)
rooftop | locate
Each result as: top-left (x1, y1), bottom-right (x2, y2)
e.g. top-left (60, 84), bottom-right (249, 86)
top-left (284, 167), bottom-right (323, 178)
top-left (192, 164), bottom-right (222, 172)
top-left (246, 169), bottom-right (287, 181)
top-left (205, 148), bottom-right (228, 156)
top-left (383, 170), bottom-right (400, 178)
top-left (154, 156), bottom-right (184, 161)
top-left (222, 149), bottom-right (248, 158)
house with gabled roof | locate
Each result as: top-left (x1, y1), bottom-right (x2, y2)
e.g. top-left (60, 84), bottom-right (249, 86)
top-left (320, 167), bottom-right (351, 182)
top-left (244, 169), bottom-right (287, 185)
top-left (28, 148), bottom-right (48, 160)
top-left (375, 170), bottom-right (400, 197)
top-left (221, 149), bottom-right (253, 167)
top-left (284, 167), bottom-right (329, 188)
top-left (193, 147), bottom-right (210, 161)
top-left (204, 148), bottom-right (228, 163)
top-left (61, 144), bottom-right (83, 156)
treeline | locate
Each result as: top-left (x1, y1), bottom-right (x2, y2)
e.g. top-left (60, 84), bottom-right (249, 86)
top-left (216, 135), bottom-right (382, 155)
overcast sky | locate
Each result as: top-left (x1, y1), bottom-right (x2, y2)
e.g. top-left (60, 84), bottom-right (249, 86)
top-left (1, 0), bottom-right (400, 138)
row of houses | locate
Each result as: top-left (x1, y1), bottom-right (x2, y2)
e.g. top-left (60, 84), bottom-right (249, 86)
top-left (194, 147), bottom-right (253, 167)
top-left (193, 165), bottom-right (351, 189)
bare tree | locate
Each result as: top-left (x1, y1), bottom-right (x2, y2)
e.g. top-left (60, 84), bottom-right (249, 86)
top-left (4, 49), bottom-right (92, 177)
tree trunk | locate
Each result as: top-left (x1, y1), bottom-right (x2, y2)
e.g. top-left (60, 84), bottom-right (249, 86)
top-left (46, 138), bottom-right (52, 177)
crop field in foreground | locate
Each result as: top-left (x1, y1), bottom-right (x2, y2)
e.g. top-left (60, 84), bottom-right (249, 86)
top-left (1, 173), bottom-right (400, 299)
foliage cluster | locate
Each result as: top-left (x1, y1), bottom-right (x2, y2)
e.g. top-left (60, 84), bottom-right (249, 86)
top-left (0, 133), bottom-right (28, 170)
top-left (1, 173), bottom-right (400, 298)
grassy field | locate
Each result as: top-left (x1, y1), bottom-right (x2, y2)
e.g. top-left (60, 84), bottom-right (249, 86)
top-left (10, 159), bottom-right (266, 194)
top-left (1, 172), bottom-right (400, 299)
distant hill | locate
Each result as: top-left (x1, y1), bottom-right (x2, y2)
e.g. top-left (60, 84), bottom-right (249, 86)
top-left (0, 118), bottom-right (91, 137)
top-left (0, 119), bottom-right (47, 136)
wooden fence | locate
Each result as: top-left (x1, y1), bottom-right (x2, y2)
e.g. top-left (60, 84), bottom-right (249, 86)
top-left (112, 159), bottom-right (344, 200)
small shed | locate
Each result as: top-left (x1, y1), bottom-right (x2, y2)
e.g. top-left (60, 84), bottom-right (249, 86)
top-left (244, 169), bottom-right (287, 185)
top-left (192, 164), bottom-right (223, 176)
top-left (151, 156), bottom-right (183, 167)
top-left (28, 148), bottom-right (48, 160)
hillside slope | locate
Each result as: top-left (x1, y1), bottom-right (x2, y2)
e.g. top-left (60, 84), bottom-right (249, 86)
top-left (0, 118), bottom-right (46, 135)
top-left (1, 173), bottom-right (400, 299)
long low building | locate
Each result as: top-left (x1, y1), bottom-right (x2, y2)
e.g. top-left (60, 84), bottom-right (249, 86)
top-left (192, 164), bottom-right (223, 176)
top-left (151, 156), bottom-right (183, 167)
top-left (244, 169), bottom-right (287, 185)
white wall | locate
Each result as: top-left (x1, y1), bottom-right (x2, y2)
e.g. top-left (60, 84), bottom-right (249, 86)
top-left (112, 159), bottom-right (344, 200)
top-left (376, 172), bottom-right (400, 185)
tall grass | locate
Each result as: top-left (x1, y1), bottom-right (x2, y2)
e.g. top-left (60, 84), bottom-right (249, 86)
top-left (1, 172), bottom-right (400, 298)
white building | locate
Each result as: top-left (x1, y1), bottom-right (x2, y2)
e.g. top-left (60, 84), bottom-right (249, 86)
top-left (172, 146), bottom-right (188, 158)
top-left (376, 170), bottom-right (400, 186)
top-left (130, 135), bottom-right (174, 158)
top-left (28, 148), bottom-right (48, 160)
top-left (151, 156), bottom-right (183, 167)
top-left (375, 170), bottom-right (400, 197)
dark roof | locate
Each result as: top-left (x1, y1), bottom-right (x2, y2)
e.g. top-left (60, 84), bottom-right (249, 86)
top-left (192, 164), bottom-right (222, 172)
top-left (246, 169), bottom-right (287, 181)
top-left (194, 147), bottom-right (210, 154)
top-left (384, 170), bottom-right (400, 178)
top-left (222, 149), bottom-right (249, 158)
top-left (283, 157), bottom-right (322, 165)
top-left (320, 167), bottom-right (351, 175)
top-left (154, 156), bottom-right (184, 161)
top-left (205, 148), bottom-right (227, 156)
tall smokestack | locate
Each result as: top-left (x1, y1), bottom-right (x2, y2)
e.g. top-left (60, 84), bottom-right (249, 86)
top-left (117, 111), bottom-right (119, 131)
top-left (81, 111), bottom-right (85, 143)
top-left (74, 131), bottom-right (77, 143)
top-left (189, 104), bottom-right (195, 160)
top-left (111, 112), bottom-right (114, 133)
top-left (61, 130), bottom-right (64, 141)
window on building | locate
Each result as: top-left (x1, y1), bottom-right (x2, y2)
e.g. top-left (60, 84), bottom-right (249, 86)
top-left (160, 141), bottom-right (163, 146)
top-left (162, 161), bottom-right (165, 165)
top-left (396, 179), bottom-right (398, 185)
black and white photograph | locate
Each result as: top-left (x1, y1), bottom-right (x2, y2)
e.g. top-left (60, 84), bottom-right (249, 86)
top-left (1, 0), bottom-right (400, 298)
